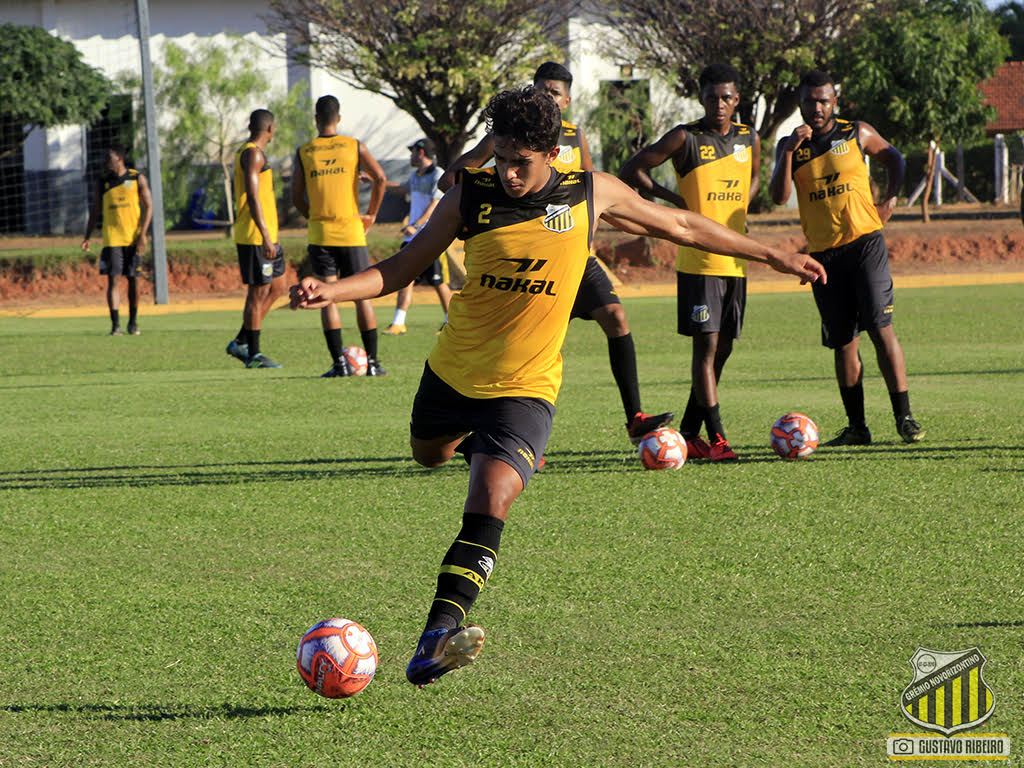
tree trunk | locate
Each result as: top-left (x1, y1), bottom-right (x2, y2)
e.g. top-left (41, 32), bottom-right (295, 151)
top-left (920, 142), bottom-right (937, 224)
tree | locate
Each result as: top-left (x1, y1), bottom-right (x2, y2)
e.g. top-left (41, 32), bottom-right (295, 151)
top-left (592, 0), bottom-right (874, 143)
top-left (0, 24), bottom-right (111, 160)
top-left (995, 1), bottom-right (1024, 59)
top-left (834, 0), bottom-right (1009, 220)
top-left (122, 36), bottom-right (308, 228)
top-left (265, 0), bottom-right (564, 166)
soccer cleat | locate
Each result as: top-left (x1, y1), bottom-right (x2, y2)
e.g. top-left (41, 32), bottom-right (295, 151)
top-left (824, 424), bottom-right (872, 447)
top-left (683, 435), bottom-right (712, 460)
top-left (366, 357), bottom-right (387, 376)
top-left (897, 415), bottom-right (925, 443)
top-left (382, 323), bottom-right (407, 336)
top-left (709, 433), bottom-right (738, 462)
top-left (406, 624), bottom-right (485, 687)
top-left (536, 455), bottom-right (546, 471)
top-left (109, 326), bottom-right (123, 336)
top-left (245, 352), bottom-right (281, 369)
top-left (626, 410), bottom-right (676, 446)
top-left (126, 322), bottom-right (140, 335)
top-left (321, 358), bottom-right (353, 377)
top-left (226, 339), bottom-right (249, 362)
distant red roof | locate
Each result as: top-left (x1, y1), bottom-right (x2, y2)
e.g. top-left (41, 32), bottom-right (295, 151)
top-left (979, 62), bottom-right (1024, 135)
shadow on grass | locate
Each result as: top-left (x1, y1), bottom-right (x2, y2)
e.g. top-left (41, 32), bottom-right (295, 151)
top-left (1, 701), bottom-right (332, 720)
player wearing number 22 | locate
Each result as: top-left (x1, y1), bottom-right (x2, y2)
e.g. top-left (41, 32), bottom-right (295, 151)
top-left (770, 70), bottom-right (924, 446)
top-left (290, 86), bottom-right (825, 687)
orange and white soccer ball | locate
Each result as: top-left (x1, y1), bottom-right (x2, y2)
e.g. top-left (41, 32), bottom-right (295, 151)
top-left (343, 346), bottom-right (368, 376)
top-left (297, 618), bottom-right (378, 698)
top-left (638, 427), bottom-right (687, 470)
top-left (770, 412), bottom-right (819, 459)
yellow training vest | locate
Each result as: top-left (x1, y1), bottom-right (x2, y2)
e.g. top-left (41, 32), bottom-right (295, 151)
top-left (296, 134), bottom-right (366, 246)
top-left (551, 120), bottom-right (583, 173)
top-left (791, 118), bottom-right (882, 252)
top-left (674, 121), bottom-right (754, 277)
top-left (428, 168), bottom-right (594, 403)
top-left (101, 169), bottom-right (142, 247)
top-left (234, 141), bottom-right (279, 245)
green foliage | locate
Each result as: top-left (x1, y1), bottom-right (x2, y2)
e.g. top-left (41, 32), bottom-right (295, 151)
top-left (119, 36), bottom-right (310, 227)
top-left (587, 80), bottom-right (654, 173)
top-left (0, 24), bottom-right (110, 157)
top-left (835, 0), bottom-right (1010, 150)
top-left (995, 1), bottom-right (1024, 59)
top-left (267, 0), bottom-right (563, 166)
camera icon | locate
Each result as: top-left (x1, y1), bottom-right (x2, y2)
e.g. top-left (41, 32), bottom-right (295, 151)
top-left (892, 738), bottom-right (915, 755)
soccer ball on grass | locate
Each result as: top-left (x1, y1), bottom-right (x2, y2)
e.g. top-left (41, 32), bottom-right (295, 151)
top-left (638, 427), bottom-right (687, 470)
top-left (343, 346), bottom-right (368, 376)
top-left (769, 413), bottom-right (819, 459)
top-left (297, 618), bottom-right (378, 698)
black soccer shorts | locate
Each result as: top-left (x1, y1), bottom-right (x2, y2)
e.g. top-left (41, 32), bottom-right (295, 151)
top-left (570, 256), bottom-right (620, 320)
top-left (676, 272), bottom-right (747, 338)
top-left (99, 245), bottom-right (140, 278)
top-left (308, 244), bottom-right (370, 279)
top-left (237, 243), bottom-right (285, 285)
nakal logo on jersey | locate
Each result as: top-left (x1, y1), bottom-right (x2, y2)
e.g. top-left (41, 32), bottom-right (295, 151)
top-left (481, 258), bottom-right (557, 295)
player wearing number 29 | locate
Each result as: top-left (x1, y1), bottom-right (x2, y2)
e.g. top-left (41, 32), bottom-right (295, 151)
top-left (620, 63), bottom-right (758, 463)
top-left (769, 70), bottom-right (924, 446)
top-left (290, 86), bottom-right (825, 687)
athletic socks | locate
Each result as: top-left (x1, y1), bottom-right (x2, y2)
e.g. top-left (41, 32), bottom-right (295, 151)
top-left (890, 389), bottom-right (912, 423)
top-left (324, 328), bottom-right (343, 363)
top-left (839, 382), bottom-right (867, 427)
top-left (679, 389), bottom-right (704, 438)
top-left (704, 403), bottom-right (725, 441)
top-left (235, 326), bottom-right (248, 346)
top-left (392, 309), bottom-right (407, 326)
top-left (248, 329), bottom-right (261, 357)
top-left (607, 333), bottom-right (642, 421)
top-left (361, 328), bottom-right (379, 361)
top-left (425, 513), bottom-right (504, 632)
top-left (109, 309), bottom-right (120, 330)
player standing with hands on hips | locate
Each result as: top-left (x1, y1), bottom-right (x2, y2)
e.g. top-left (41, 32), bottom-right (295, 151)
top-left (291, 87), bottom-right (825, 688)
top-left (770, 70), bottom-right (924, 445)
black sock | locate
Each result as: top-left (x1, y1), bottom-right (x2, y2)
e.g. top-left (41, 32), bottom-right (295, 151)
top-left (248, 329), bottom-right (261, 357)
top-left (129, 306), bottom-right (138, 324)
top-left (425, 513), bottom-right (505, 632)
top-left (361, 328), bottom-right (379, 361)
top-left (839, 383), bottom-right (866, 427)
top-left (235, 326), bottom-right (248, 346)
top-left (705, 403), bottom-right (725, 440)
top-left (608, 333), bottom-right (641, 421)
top-left (324, 328), bottom-right (343, 362)
top-left (890, 390), bottom-right (911, 422)
top-left (679, 389), bottom-right (704, 438)
top-left (110, 309), bottom-right (120, 328)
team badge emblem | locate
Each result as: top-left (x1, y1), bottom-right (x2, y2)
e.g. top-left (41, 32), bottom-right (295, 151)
top-left (556, 144), bottom-right (576, 165)
top-left (262, 263), bottom-right (274, 278)
top-left (732, 145), bottom-right (749, 163)
top-left (691, 305), bottom-right (710, 323)
top-left (542, 203), bottom-right (574, 233)
top-left (830, 141), bottom-right (851, 156)
top-left (900, 647), bottom-right (994, 736)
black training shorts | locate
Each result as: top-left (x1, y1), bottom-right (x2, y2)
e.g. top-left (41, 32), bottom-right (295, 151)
top-left (676, 272), bottom-right (747, 338)
top-left (570, 256), bottom-right (620, 320)
top-left (810, 231), bottom-right (895, 349)
top-left (99, 245), bottom-right (140, 278)
top-left (308, 244), bottom-right (370, 279)
top-left (410, 362), bottom-right (554, 487)
top-left (237, 243), bottom-right (285, 285)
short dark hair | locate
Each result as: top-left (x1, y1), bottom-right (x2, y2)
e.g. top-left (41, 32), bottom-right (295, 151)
top-left (315, 95), bottom-right (340, 123)
top-left (107, 143), bottom-right (128, 162)
top-left (408, 137), bottom-right (437, 158)
top-left (699, 62), bottom-right (741, 91)
top-left (799, 70), bottom-right (835, 91)
top-left (484, 86), bottom-right (562, 154)
top-left (533, 61), bottom-right (573, 88)
top-left (248, 109), bottom-right (274, 134)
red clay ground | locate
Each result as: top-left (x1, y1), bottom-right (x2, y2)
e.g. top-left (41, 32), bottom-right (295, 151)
top-left (2, 204), bottom-right (1021, 307)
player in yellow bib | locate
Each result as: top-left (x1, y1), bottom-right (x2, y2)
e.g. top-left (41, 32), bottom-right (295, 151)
top-left (770, 70), bottom-right (924, 445)
top-left (226, 109), bottom-right (286, 369)
top-left (82, 144), bottom-right (152, 336)
top-left (620, 63), bottom-right (758, 462)
top-left (292, 95), bottom-right (388, 377)
top-left (440, 62), bottom-right (673, 450)
top-left (290, 87), bottom-right (825, 688)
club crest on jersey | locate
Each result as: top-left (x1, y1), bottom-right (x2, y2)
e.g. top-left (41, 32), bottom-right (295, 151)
top-left (556, 144), bottom-right (576, 165)
top-left (830, 141), bottom-right (851, 156)
top-left (542, 203), bottom-right (574, 233)
top-left (732, 145), bottom-right (750, 163)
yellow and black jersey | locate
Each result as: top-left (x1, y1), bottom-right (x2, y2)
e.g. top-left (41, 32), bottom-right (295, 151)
top-left (234, 141), bottom-right (279, 246)
top-left (297, 134), bottom-right (365, 246)
top-left (551, 120), bottom-right (584, 173)
top-left (791, 118), bottom-right (882, 252)
top-left (427, 167), bottom-right (594, 404)
top-left (101, 169), bottom-right (142, 247)
top-left (673, 121), bottom-right (755, 277)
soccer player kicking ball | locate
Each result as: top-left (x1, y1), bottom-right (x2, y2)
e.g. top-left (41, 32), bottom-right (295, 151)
top-left (290, 87), bottom-right (825, 687)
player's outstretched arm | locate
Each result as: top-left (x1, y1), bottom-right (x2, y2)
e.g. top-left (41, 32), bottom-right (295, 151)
top-left (291, 186), bottom-right (463, 310)
top-left (438, 135), bottom-right (495, 192)
top-left (594, 172), bottom-right (826, 284)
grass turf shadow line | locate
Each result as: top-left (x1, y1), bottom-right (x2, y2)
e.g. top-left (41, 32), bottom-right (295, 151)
top-left (1, 701), bottom-right (332, 720)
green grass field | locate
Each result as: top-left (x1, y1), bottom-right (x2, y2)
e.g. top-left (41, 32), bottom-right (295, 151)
top-left (1, 283), bottom-right (1021, 767)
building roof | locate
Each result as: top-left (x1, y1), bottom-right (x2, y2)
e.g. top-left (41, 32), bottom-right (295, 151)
top-left (979, 61), bottom-right (1024, 134)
